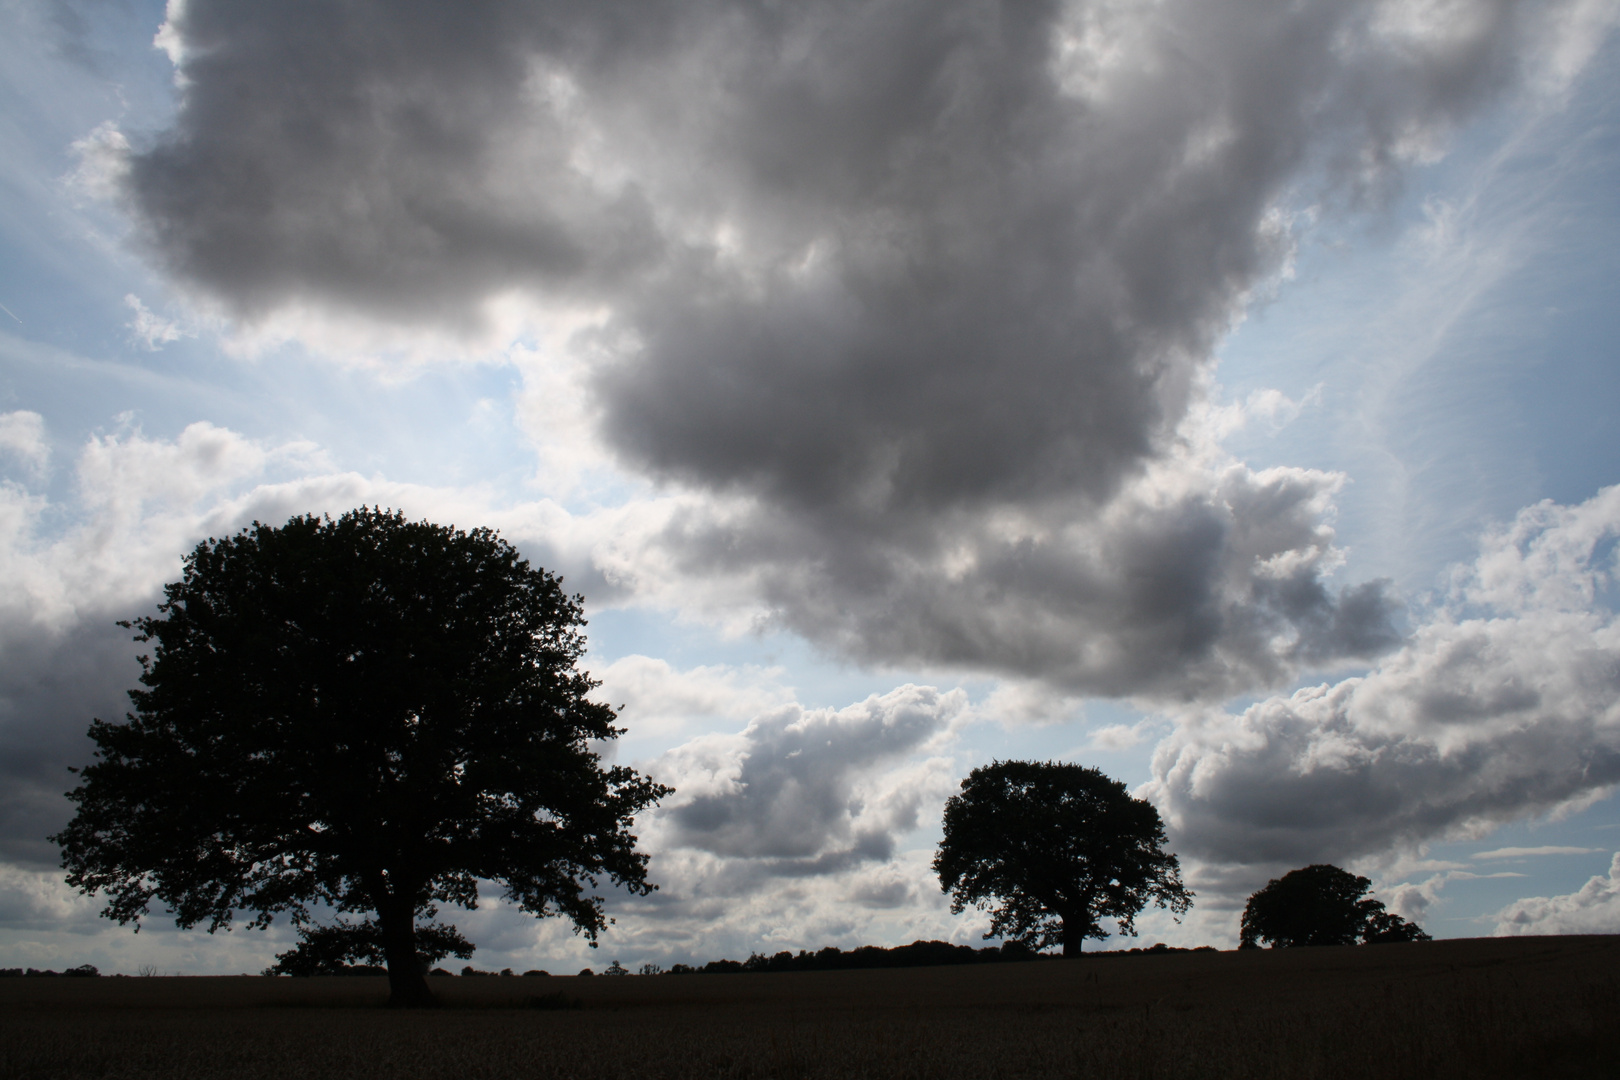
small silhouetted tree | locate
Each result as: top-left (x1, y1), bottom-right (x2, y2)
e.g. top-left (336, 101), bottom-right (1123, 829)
top-left (53, 508), bottom-right (671, 1007)
top-left (265, 909), bottom-right (475, 976)
top-left (933, 761), bottom-right (1193, 956)
top-left (1240, 864), bottom-right (1431, 948)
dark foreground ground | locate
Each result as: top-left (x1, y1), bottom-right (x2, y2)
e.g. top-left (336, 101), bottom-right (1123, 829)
top-left (2, 935), bottom-right (1615, 1079)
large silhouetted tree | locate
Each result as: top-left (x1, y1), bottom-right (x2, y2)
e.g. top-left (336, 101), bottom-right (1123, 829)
top-left (933, 761), bottom-right (1192, 956)
top-left (1240, 864), bottom-right (1430, 948)
top-left (53, 508), bottom-right (670, 1007)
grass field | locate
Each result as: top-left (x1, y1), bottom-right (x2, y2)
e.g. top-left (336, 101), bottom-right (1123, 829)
top-left (2, 936), bottom-right (1615, 1079)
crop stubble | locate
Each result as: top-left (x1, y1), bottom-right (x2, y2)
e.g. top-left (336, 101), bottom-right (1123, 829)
top-left (1, 936), bottom-right (1614, 1079)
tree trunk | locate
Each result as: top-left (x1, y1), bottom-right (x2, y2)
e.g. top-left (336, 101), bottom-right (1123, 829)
top-left (1061, 913), bottom-right (1082, 957)
top-left (376, 895), bottom-right (438, 1008)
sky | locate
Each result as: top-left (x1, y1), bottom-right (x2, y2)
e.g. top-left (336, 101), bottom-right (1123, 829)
top-left (2, 0), bottom-right (1619, 976)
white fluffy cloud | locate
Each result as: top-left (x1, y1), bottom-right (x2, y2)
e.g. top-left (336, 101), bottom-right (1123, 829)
top-left (0, 411), bottom-right (47, 477)
top-left (1493, 852), bottom-right (1620, 935)
top-left (1146, 486), bottom-right (1620, 876)
top-left (511, 683), bottom-right (976, 963)
top-left (648, 684), bottom-right (963, 868)
top-left (123, 294), bottom-right (189, 350)
top-left (595, 655), bottom-right (798, 741)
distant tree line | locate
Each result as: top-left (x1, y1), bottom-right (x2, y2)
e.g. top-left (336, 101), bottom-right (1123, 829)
top-left (659, 938), bottom-right (1218, 975)
top-left (667, 939), bottom-right (1036, 974)
top-left (0, 966), bottom-right (100, 977)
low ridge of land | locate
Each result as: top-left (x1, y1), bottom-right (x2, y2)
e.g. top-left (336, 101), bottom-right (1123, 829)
top-left (3, 935), bottom-right (1615, 1079)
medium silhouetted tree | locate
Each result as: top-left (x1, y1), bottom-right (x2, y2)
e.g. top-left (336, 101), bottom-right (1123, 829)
top-left (933, 761), bottom-right (1193, 956)
top-left (54, 508), bottom-right (671, 1007)
top-left (1240, 864), bottom-right (1431, 948)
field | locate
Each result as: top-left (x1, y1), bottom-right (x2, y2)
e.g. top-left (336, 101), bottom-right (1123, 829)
top-left (2, 936), bottom-right (1615, 1079)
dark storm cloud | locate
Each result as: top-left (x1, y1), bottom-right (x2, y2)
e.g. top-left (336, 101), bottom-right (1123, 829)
top-left (127, 0), bottom-right (680, 324)
top-left (0, 620), bottom-right (139, 868)
top-left (120, 0), bottom-right (1586, 695)
top-left (656, 463), bottom-right (1403, 697)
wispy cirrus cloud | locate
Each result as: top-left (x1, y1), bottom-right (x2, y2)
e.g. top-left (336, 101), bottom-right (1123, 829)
top-left (1475, 846), bottom-right (1605, 859)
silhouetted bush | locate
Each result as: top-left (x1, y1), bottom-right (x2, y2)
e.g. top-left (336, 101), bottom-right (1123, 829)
top-left (523, 970), bottom-right (550, 977)
top-left (577, 968), bottom-right (594, 977)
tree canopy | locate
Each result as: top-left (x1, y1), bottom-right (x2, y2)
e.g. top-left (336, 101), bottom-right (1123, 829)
top-left (1240, 864), bottom-right (1431, 948)
top-left (933, 761), bottom-right (1192, 956)
top-left (54, 508), bottom-right (670, 1006)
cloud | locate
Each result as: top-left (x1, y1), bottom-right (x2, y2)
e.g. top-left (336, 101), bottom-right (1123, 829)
top-left (99, 0), bottom-right (1610, 700)
top-left (648, 684), bottom-right (964, 868)
top-left (123, 295), bottom-right (189, 350)
top-left (1475, 845), bottom-right (1605, 859)
top-left (1084, 722), bottom-right (1154, 753)
top-left (495, 683), bottom-right (978, 966)
top-left (585, 846), bottom-right (973, 967)
top-left (1493, 852), bottom-right (1620, 936)
top-left (634, 449), bottom-right (1406, 699)
top-left (0, 862), bottom-right (101, 932)
top-left (595, 655), bottom-right (796, 740)
top-left (63, 120), bottom-right (129, 204)
top-left (0, 411), bottom-right (48, 478)
top-left (1145, 486), bottom-right (1620, 873)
